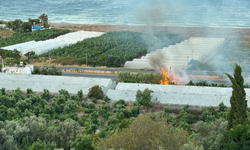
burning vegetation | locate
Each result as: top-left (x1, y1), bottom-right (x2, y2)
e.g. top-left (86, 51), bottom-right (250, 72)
top-left (159, 67), bottom-right (170, 85)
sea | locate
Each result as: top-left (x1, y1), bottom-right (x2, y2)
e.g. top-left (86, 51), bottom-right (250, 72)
top-left (1, 0), bottom-right (250, 28)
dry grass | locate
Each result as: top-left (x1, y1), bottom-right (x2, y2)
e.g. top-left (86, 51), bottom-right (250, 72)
top-left (0, 30), bottom-right (14, 38)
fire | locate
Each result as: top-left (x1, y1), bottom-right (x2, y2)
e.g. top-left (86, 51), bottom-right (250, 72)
top-left (159, 67), bottom-right (170, 85)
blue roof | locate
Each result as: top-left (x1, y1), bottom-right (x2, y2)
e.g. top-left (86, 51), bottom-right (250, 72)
top-left (32, 25), bottom-right (42, 30)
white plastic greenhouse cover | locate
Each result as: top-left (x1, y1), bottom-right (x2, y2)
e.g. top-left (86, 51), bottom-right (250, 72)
top-left (1, 31), bottom-right (105, 55)
top-left (124, 37), bottom-right (225, 71)
top-left (106, 83), bottom-right (250, 107)
top-left (0, 73), bottom-right (115, 95)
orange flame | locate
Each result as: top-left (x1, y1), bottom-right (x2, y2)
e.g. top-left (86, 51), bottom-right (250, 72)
top-left (159, 67), bottom-right (169, 85)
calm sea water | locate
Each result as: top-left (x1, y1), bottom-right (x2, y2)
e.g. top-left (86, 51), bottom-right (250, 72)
top-left (1, 0), bottom-right (250, 28)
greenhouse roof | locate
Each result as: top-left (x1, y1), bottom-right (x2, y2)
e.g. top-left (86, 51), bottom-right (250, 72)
top-left (0, 73), bottom-right (115, 95)
top-left (1, 31), bottom-right (105, 55)
top-left (106, 83), bottom-right (250, 107)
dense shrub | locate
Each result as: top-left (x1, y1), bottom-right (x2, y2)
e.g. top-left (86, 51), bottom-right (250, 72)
top-left (118, 72), bottom-right (163, 84)
top-left (39, 65), bottom-right (62, 75)
top-left (88, 85), bottom-right (104, 99)
top-left (136, 88), bottom-right (153, 107)
top-left (97, 115), bottom-right (191, 150)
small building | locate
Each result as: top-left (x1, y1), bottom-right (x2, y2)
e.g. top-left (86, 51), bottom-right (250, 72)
top-left (0, 24), bottom-right (6, 28)
top-left (32, 23), bottom-right (44, 31)
top-left (2, 65), bottom-right (33, 74)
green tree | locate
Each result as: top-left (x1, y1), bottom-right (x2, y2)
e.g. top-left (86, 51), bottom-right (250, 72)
top-left (0, 120), bottom-right (29, 149)
top-left (105, 55), bottom-right (121, 67)
top-left (77, 89), bottom-right (83, 101)
top-left (58, 119), bottom-right (82, 150)
top-left (223, 122), bottom-right (250, 150)
top-left (10, 19), bottom-right (23, 31)
top-left (25, 116), bottom-right (47, 143)
top-left (225, 64), bottom-right (247, 129)
top-left (70, 134), bottom-right (95, 150)
top-left (41, 89), bottom-right (50, 101)
top-left (64, 100), bottom-right (78, 113)
top-left (136, 88), bottom-right (153, 107)
top-left (97, 115), bottom-right (190, 150)
top-left (21, 22), bottom-right (32, 32)
top-left (192, 119), bottom-right (227, 150)
top-left (88, 85), bottom-right (104, 99)
top-left (28, 139), bottom-right (56, 150)
top-left (39, 13), bottom-right (49, 28)
top-left (180, 141), bottom-right (204, 150)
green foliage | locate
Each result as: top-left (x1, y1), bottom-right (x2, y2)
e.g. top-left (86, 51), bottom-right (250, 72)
top-left (136, 88), bottom-right (153, 107)
top-left (82, 101), bottom-right (96, 114)
top-left (32, 66), bottom-right (40, 74)
top-left (186, 80), bottom-right (228, 87)
top-left (25, 51), bottom-right (39, 59)
top-left (64, 100), bottom-right (78, 113)
top-left (70, 134), bottom-right (95, 150)
top-left (173, 106), bottom-right (194, 130)
top-left (88, 85), bottom-right (104, 99)
top-left (118, 72), bottom-right (163, 84)
top-left (51, 95), bottom-right (67, 114)
top-left (41, 32), bottom-right (186, 66)
top-left (77, 89), bottom-right (83, 101)
top-left (57, 119), bottom-right (82, 150)
top-left (97, 115), bottom-right (190, 150)
top-left (192, 119), bottom-right (227, 150)
top-left (39, 65), bottom-right (62, 75)
top-left (28, 139), bottom-right (56, 150)
top-left (130, 104), bottom-right (140, 117)
top-left (105, 55), bottom-right (121, 67)
top-left (0, 84), bottom-right (246, 149)
top-left (218, 102), bottom-right (228, 119)
top-left (41, 89), bottom-right (50, 101)
top-left (226, 64), bottom-right (247, 129)
top-left (0, 120), bottom-right (29, 150)
top-left (180, 141), bottom-right (204, 150)
top-left (0, 105), bottom-right (7, 121)
top-left (103, 95), bottom-right (111, 102)
top-left (98, 102), bottom-right (111, 120)
top-left (25, 116), bottom-right (47, 143)
top-left (223, 122), bottom-right (250, 150)
top-left (200, 107), bottom-right (216, 123)
top-left (0, 49), bottom-right (21, 59)
top-left (39, 13), bottom-right (49, 28)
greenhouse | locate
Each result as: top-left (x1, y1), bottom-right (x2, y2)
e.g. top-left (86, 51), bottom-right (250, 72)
top-left (106, 83), bottom-right (250, 107)
top-left (1, 31), bottom-right (105, 55)
top-left (0, 73), bottom-right (115, 95)
top-left (124, 37), bottom-right (225, 71)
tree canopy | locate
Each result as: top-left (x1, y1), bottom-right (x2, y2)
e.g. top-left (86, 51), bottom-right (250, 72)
top-left (225, 64), bottom-right (247, 129)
